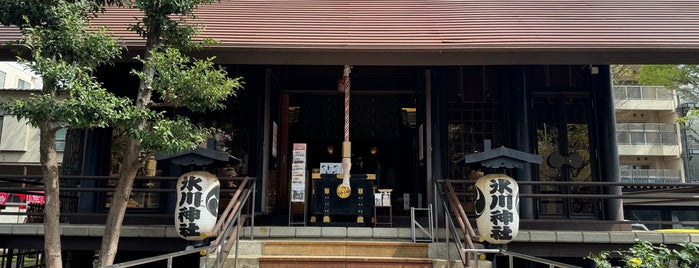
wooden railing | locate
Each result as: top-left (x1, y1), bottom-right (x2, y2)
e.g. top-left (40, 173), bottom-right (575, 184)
top-left (0, 175), bottom-right (254, 225)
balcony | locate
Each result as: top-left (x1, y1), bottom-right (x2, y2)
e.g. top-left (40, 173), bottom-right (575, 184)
top-left (617, 123), bottom-right (680, 156)
top-left (620, 168), bottom-right (681, 184)
top-left (613, 85), bottom-right (677, 111)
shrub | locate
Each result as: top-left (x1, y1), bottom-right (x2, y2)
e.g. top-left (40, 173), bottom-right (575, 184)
top-left (588, 239), bottom-right (699, 268)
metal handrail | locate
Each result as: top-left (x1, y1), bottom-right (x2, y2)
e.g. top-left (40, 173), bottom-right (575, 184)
top-left (460, 248), bottom-right (582, 268)
top-left (436, 179), bottom-right (586, 268)
top-left (208, 178), bottom-right (251, 238)
top-left (101, 246), bottom-right (215, 268)
top-left (211, 183), bottom-right (255, 268)
top-left (502, 250), bottom-right (581, 268)
top-left (434, 180), bottom-right (475, 266)
top-left (442, 195), bottom-right (469, 265)
top-left (98, 177), bottom-right (257, 268)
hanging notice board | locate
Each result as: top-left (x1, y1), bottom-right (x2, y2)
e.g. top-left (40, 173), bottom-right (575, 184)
top-left (289, 143), bottom-right (307, 226)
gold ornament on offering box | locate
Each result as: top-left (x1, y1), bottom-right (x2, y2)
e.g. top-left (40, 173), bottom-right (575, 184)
top-left (336, 185), bottom-right (351, 198)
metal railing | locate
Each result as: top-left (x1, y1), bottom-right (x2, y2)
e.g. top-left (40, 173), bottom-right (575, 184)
top-left (435, 179), bottom-right (699, 267)
top-left (0, 175), bottom-right (257, 268)
top-left (613, 85), bottom-right (674, 101)
top-left (100, 246), bottom-right (215, 268)
top-left (435, 180), bottom-right (479, 265)
top-left (6, 176), bottom-right (699, 266)
top-left (620, 169), bottom-right (681, 184)
top-left (616, 123), bottom-right (678, 146)
top-left (437, 179), bottom-right (582, 267)
top-left (99, 177), bottom-right (255, 268)
top-left (0, 248), bottom-right (45, 268)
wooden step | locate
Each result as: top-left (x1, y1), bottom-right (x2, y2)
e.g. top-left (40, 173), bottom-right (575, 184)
top-left (202, 240), bottom-right (492, 268)
top-left (258, 256), bottom-right (433, 268)
top-left (262, 241), bottom-right (428, 258)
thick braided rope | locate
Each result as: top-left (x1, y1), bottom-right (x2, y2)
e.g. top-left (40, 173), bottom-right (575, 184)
top-left (340, 66), bottom-right (352, 190)
top-left (344, 78), bottom-right (350, 142)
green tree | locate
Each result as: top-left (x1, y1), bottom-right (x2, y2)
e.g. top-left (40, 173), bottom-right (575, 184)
top-left (614, 64), bottom-right (699, 128)
top-left (637, 65), bottom-right (695, 100)
top-left (0, 1), bottom-right (129, 267)
top-left (96, 0), bottom-right (243, 266)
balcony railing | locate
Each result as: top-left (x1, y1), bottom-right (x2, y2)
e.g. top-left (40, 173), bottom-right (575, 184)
top-left (620, 168), bottom-right (681, 184)
top-left (613, 85), bottom-right (674, 101)
top-left (616, 123), bottom-right (678, 145)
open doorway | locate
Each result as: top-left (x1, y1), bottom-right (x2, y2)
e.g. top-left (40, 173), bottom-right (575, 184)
top-left (282, 92), bottom-right (420, 218)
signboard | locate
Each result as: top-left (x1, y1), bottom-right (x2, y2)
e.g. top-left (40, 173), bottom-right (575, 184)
top-left (291, 143), bottom-right (307, 202)
top-left (0, 192), bottom-right (8, 206)
top-left (175, 171), bottom-right (220, 240)
top-left (320, 162), bottom-right (343, 175)
top-left (474, 174), bottom-right (519, 244)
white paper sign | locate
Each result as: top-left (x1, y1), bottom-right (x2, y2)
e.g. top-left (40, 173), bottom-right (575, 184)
top-left (320, 162), bottom-right (343, 174)
top-left (291, 143), bottom-right (307, 203)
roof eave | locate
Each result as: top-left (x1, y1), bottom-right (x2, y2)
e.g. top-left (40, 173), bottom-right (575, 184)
top-left (186, 46), bottom-right (699, 66)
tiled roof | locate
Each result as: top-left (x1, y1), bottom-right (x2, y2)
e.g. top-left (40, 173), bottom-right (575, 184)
top-left (2, 0), bottom-right (699, 64)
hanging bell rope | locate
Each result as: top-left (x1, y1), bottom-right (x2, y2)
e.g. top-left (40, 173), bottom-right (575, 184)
top-left (338, 65), bottom-right (352, 193)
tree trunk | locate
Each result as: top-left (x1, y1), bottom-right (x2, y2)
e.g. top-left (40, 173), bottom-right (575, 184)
top-left (40, 122), bottom-right (62, 268)
top-left (96, 137), bottom-right (141, 266)
top-left (97, 29), bottom-right (157, 266)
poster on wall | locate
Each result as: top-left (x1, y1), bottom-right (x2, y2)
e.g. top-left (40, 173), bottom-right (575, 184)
top-left (291, 143), bottom-right (307, 203)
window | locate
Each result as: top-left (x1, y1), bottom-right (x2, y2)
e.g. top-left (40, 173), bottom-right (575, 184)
top-left (17, 79), bottom-right (29, 89)
top-left (55, 128), bottom-right (67, 152)
top-left (0, 71), bottom-right (5, 88)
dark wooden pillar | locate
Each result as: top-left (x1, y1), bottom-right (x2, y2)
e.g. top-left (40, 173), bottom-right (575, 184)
top-left (506, 66), bottom-right (534, 220)
top-left (592, 65), bottom-right (623, 221)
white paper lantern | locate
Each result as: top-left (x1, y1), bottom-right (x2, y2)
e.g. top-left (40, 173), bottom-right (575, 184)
top-left (474, 174), bottom-right (519, 244)
top-left (175, 171), bottom-right (220, 240)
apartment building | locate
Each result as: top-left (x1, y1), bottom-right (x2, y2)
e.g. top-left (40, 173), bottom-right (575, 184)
top-left (0, 62), bottom-right (50, 224)
top-left (614, 84), bottom-right (699, 230)
top-left (0, 62), bottom-right (52, 175)
top-left (613, 85), bottom-right (684, 184)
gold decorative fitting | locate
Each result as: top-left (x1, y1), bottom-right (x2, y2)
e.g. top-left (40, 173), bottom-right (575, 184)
top-left (324, 188), bottom-right (330, 194)
top-left (358, 188), bottom-right (364, 194)
top-left (336, 185), bottom-right (351, 198)
top-left (310, 216), bottom-right (316, 222)
top-left (323, 216), bottom-right (330, 223)
top-left (357, 216), bottom-right (364, 223)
